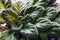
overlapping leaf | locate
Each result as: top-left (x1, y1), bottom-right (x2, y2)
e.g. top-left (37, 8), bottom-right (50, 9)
top-left (20, 6), bottom-right (44, 23)
top-left (0, 0), bottom-right (60, 40)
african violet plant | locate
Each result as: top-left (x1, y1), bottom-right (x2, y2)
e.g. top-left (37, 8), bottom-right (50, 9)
top-left (0, 0), bottom-right (60, 40)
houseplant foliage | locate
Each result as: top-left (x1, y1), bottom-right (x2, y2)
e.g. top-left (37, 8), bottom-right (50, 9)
top-left (0, 0), bottom-right (12, 24)
top-left (0, 0), bottom-right (60, 40)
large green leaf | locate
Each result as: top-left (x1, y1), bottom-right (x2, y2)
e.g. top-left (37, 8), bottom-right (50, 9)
top-left (35, 18), bottom-right (60, 32)
top-left (35, 18), bottom-right (52, 32)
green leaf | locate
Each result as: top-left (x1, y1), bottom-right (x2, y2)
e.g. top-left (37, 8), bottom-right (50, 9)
top-left (0, 30), bottom-right (17, 40)
top-left (29, 0), bottom-right (39, 6)
top-left (0, 1), bottom-right (5, 11)
top-left (12, 1), bottom-right (21, 15)
top-left (36, 18), bottom-right (52, 32)
top-left (1, 10), bottom-right (19, 26)
top-left (20, 29), bottom-right (38, 40)
top-left (35, 18), bottom-right (60, 32)
top-left (6, 33), bottom-right (17, 40)
top-left (55, 12), bottom-right (60, 23)
top-left (0, 16), bottom-right (5, 24)
top-left (52, 28), bottom-right (60, 34)
top-left (44, 7), bottom-right (58, 20)
top-left (14, 1), bottom-right (30, 14)
top-left (20, 6), bottom-right (44, 23)
top-left (0, 0), bottom-right (12, 11)
top-left (28, 0), bottom-right (55, 7)
top-left (40, 33), bottom-right (48, 40)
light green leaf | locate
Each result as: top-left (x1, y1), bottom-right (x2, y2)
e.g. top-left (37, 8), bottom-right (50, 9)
top-left (0, 0), bottom-right (12, 11)
top-left (1, 10), bottom-right (19, 26)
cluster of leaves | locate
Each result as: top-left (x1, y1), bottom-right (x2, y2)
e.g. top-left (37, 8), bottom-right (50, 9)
top-left (0, 0), bottom-right (60, 40)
